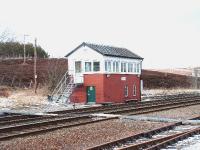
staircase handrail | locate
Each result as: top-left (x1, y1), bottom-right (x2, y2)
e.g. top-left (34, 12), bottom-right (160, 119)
top-left (51, 70), bottom-right (69, 97)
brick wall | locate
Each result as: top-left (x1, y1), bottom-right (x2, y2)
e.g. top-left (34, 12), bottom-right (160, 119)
top-left (103, 74), bottom-right (141, 103)
top-left (71, 74), bottom-right (141, 104)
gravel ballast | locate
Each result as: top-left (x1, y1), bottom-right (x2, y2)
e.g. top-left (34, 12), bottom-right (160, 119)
top-left (0, 119), bottom-right (169, 150)
top-left (137, 104), bottom-right (200, 119)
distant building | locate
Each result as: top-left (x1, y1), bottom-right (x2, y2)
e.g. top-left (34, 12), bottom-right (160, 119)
top-left (65, 42), bottom-right (143, 104)
top-left (192, 67), bottom-right (200, 77)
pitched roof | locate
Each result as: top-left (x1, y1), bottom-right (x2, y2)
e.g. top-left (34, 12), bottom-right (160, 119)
top-left (65, 42), bottom-right (143, 60)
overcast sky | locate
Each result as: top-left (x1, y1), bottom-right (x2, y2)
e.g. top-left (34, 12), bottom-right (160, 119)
top-left (0, 0), bottom-right (200, 69)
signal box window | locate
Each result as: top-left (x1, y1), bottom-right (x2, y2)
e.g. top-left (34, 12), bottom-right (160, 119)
top-left (121, 62), bottom-right (127, 72)
top-left (93, 62), bottom-right (100, 71)
top-left (85, 62), bottom-right (92, 72)
top-left (105, 61), bottom-right (111, 72)
top-left (128, 63), bottom-right (133, 72)
top-left (75, 61), bottom-right (81, 73)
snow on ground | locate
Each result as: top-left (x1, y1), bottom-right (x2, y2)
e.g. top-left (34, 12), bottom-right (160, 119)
top-left (0, 87), bottom-right (95, 114)
top-left (142, 88), bottom-right (200, 97)
top-left (162, 134), bottom-right (200, 150)
top-left (0, 87), bottom-right (200, 114)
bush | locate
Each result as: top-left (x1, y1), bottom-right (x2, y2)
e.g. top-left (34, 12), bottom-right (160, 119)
top-left (0, 87), bottom-right (11, 97)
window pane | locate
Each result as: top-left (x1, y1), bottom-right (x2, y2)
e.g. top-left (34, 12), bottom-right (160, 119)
top-left (121, 62), bottom-right (123, 72)
top-left (116, 62), bottom-right (119, 72)
top-left (113, 62), bottom-right (116, 72)
top-left (124, 63), bottom-right (127, 72)
top-left (133, 84), bottom-right (136, 96)
top-left (121, 62), bottom-right (127, 72)
top-left (134, 63), bottom-right (136, 72)
top-left (137, 63), bottom-right (140, 72)
top-left (93, 62), bottom-right (100, 71)
top-left (75, 61), bottom-right (81, 73)
top-left (85, 62), bottom-right (91, 72)
top-left (108, 61), bottom-right (111, 72)
top-left (128, 63), bottom-right (133, 72)
top-left (105, 61), bottom-right (108, 71)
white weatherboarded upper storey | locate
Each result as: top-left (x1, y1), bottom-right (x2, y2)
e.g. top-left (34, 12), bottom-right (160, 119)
top-left (66, 42), bottom-right (143, 83)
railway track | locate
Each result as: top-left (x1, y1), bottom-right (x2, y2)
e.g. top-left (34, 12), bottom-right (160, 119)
top-left (87, 116), bottom-right (200, 150)
top-left (1, 94), bottom-right (199, 126)
top-left (0, 93), bottom-right (200, 142)
top-left (52, 93), bottom-right (200, 114)
top-left (0, 115), bottom-right (117, 141)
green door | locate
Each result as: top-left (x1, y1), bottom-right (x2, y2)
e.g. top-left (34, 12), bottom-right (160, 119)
top-left (87, 86), bottom-right (96, 103)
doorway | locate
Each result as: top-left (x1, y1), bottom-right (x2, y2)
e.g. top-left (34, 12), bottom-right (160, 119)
top-left (87, 86), bottom-right (96, 103)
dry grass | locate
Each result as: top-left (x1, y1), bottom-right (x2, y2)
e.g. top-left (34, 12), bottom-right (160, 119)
top-left (0, 86), bottom-right (48, 109)
top-left (142, 88), bottom-right (200, 96)
top-left (137, 104), bottom-right (200, 120)
top-left (0, 86), bottom-right (11, 98)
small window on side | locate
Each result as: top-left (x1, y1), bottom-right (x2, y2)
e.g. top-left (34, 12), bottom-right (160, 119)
top-left (124, 85), bottom-right (128, 97)
top-left (133, 84), bottom-right (137, 96)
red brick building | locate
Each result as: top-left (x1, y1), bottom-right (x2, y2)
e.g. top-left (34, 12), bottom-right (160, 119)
top-left (66, 42), bottom-right (143, 104)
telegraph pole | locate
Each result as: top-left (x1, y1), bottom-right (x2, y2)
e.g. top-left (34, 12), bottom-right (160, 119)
top-left (23, 34), bottom-right (29, 64)
top-left (34, 38), bottom-right (37, 93)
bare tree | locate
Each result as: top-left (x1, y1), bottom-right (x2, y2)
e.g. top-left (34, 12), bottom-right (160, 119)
top-left (0, 28), bottom-right (15, 42)
top-left (46, 59), bottom-right (68, 91)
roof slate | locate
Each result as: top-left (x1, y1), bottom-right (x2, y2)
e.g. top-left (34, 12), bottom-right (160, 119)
top-left (65, 42), bottom-right (143, 60)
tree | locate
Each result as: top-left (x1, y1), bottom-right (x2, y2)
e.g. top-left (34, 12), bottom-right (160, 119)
top-left (0, 28), bottom-right (49, 58)
top-left (0, 42), bottom-right (49, 58)
top-left (0, 28), bottom-right (15, 42)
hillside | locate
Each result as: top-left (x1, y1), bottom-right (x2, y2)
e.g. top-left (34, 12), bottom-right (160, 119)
top-left (0, 58), bottom-right (199, 90)
top-left (141, 69), bottom-right (199, 89)
top-left (0, 58), bottom-right (68, 89)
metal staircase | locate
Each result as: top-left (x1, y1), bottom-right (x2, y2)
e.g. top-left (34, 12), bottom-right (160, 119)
top-left (50, 71), bottom-right (76, 104)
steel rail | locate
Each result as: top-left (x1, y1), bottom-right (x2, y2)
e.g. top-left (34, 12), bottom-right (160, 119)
top-left (0, 95), bottom-right (200, 128)
top-left (0, 116), bottom-right (117, 141)
top-left (0, 94), bottom-right (199, 142)
top-left (86, 116), bottom-right (200, 150)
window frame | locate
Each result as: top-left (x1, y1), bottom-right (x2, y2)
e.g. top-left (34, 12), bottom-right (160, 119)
top-left (105, 60), bottom-right (111, 72)
top-left (93, 61), bottom-right (100, 72)
top-left (113, 61), bottom-right (116, 72)
top-left (128, 63), bottom-right (133, 72)
top-left (116, 61), bottom-right (119, 72)
top-left (85, 62), bottom-right (92, 72)
top-left (137, 63), bottom-right (140, 73)
top-left (134, 63), bottom-right (137, 73)
top-left (133, 83), bottom-right (137, 96)
top-left (121, 62), bottom-right (127, 72)
top-left (75, 61), bottom-right (82, 73)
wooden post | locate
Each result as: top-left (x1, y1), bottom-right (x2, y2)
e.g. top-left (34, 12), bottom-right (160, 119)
top-left (34, 38), bottom-right (37, 94)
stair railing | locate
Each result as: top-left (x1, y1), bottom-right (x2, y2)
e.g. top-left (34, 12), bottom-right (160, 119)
top-left (50, 71), bottom-right (71, 101)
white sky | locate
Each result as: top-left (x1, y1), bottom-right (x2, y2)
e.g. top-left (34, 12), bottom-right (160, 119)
top-left (0, 0), bottom-right (200, 69)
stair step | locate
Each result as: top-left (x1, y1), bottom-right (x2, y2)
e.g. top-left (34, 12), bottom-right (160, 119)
top-left (50, 73), bottom-right (76, 104)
